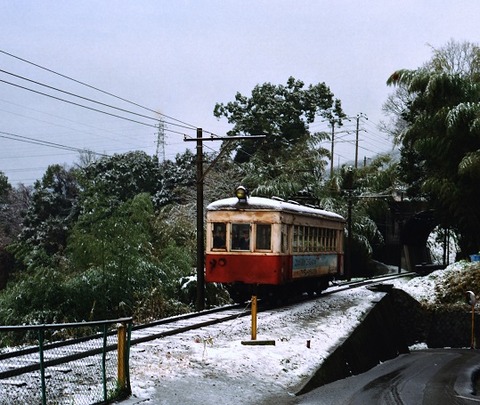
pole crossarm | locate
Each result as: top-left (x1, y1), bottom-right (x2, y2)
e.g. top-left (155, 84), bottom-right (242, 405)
top-left (184, 135), bottom-right (266, 142)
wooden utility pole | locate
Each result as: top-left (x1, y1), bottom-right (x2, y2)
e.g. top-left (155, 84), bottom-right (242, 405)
top-left (195, 128), bottom-right (205, 311)
top-left (185, 131), bottom-right (266, 311)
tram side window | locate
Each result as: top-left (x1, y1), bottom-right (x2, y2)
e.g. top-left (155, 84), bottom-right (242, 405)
top-left (327, 229), bottom-right (334, 251)
top-left (305, 227), bottom-right (310, 252)
top-left (313, 227), bottom-right (318, 251)
top-left (232, 224), bottom-right (250, 250)
top-left (293, 226), bottom-right (298, 252)
top-left (281, 225), bottom-right (288, 253)
top-left (325, 229), bottom-right (331, 251)
top-left (297, 226), bottom-right (304, 252)
top-left (332, 230), bottom-right (337, 251)
top-left (256, 224), bottom-right (271, 250)
top-left (212, 223), bottom-right (226, 249)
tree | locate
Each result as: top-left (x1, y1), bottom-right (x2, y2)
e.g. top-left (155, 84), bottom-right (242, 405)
top-left (0, 173), bottom-right (29, 289)
top-left (214, 76), bottom-right (345, 164)
top-left (425, 39), bottom-right (480, 78)
top-left (67, 193), bottom-right (159, 319)
top-left (11, 165), bottom-right (80, 271)
top-left (79, 151), bottom-right (161, 210)
top-left (0, 172), bottom-right (14, 248)
top-left (213, 77), bottom-right (344, 200)
top-left (240, 130), bottom-right (331, 199)
top-left (387, 40), bottom-right (480, 255)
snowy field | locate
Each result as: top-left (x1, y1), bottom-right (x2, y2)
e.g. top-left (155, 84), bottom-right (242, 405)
top-left (119, 268), bottom-right (454, 405)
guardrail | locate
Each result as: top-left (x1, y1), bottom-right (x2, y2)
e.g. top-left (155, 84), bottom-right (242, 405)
top-left (0, 317), bottom-right (132, 405)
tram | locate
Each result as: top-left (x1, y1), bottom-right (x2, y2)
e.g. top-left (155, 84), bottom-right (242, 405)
top-left (205, 187), bottom-right (346, 302)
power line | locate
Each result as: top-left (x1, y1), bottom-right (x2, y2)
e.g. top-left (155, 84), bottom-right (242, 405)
top-left (0, 98), bottom-right (186, 150)
top-left (0, 78), bottom-right (160, 128)
top-left (1, 69), bottom-right (180, 126)
top-left (0, 130), bottom-right (109, 156)
top-left (0, 77), bottom-right (200, 138)
top-left (0, 48), bottom-right (197, 130)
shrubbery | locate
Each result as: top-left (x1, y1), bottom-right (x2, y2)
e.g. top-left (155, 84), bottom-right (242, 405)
top-left (434, 262), bottom-right (480, 307)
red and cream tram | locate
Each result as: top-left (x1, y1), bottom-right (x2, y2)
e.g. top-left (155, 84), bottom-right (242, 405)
top-left (205, 187), bottom-right (345, 302)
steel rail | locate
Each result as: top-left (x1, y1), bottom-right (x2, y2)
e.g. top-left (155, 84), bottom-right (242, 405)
top-left (0, 273), bottom-right (415, 381)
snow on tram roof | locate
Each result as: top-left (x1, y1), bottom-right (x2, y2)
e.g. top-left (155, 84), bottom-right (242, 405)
top-left (207, 196), bottom-right (345, 221)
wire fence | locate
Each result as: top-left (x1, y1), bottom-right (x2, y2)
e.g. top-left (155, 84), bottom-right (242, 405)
top-left (0, 318), bottom-right (132, 405)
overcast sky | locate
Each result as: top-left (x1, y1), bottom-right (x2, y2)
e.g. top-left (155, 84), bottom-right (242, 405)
top-left (1, 1), bottom-right (479, 185)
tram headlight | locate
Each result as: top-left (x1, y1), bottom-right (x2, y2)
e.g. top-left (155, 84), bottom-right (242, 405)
top-left (235, 186), bottom-right (249, 202)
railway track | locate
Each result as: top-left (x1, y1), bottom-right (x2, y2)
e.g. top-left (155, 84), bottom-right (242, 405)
top-left (128, 271), bottom-right (417, 348)
top-left (0, 270), bottom-right (416, 404)
top-left (0, 304), bottom-right (251, 380)
top-left (129, 303), bottom-right (251, 345)
top-left (1, 271), bottom-right (416, 376)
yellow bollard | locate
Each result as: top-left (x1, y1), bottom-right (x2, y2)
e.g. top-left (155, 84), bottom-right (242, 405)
top-left (241, 295), bottom-right (275, 346)
top-left (251, 295), bottom-right (257, 341)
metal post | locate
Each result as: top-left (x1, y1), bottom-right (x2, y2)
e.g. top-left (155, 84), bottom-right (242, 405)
top-left (38, 328), bottom-right (47, 405)
top-left (330, 122), bottom-right (335, 178)
top-left (347, 191), bottom-right (352, 280)
top-left (354, 113), bottom-right (367, 169)
top-left (472, 304), bottom-right (475, 350)
top-left (102, 324), bottom-right (108, 401)
top-left (467, 291), bottom-right (476, 349)
top-left (196, 128), bottom-right (205, 311)
top-left (251, 295), bottom-right (257, 340)
top-left (355, 116), bottom-right (360, 169)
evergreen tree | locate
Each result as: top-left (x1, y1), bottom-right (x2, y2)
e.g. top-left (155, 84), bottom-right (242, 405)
top-left (387, 40), bottom-right (480, 254)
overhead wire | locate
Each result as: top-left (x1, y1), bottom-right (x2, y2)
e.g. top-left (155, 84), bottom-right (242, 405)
top-left (0, 69), bottom-right (198, 133)
top-left (0, 78), bottom-right (194, 133)
top-left (0, 48), bottom-right (400, 183)
top-left (0, 50), bottom-right (206, 182)
top-left (0, 130), bottom-right (109, 156)
top-left (0, 49), bottom-right (197, 130)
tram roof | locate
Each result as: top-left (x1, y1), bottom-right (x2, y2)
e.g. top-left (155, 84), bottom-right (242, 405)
top-left (207, 196), bottom-right (345, 221)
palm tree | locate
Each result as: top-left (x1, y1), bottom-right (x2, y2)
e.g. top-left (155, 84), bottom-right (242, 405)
top-left (386, 40), bottom-right (480, 255)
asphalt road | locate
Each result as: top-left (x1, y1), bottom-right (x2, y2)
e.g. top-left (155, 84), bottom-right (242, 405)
top-left (295, 349), bottom-right (480, 405)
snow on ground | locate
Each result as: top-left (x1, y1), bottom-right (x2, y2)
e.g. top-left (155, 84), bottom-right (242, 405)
top-left (391, 261), bottom-right (472, 304)
top-left (120, 267), bottom-right (459, 404)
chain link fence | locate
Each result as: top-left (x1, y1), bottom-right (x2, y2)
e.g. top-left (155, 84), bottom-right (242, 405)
top-left (0, 318), bottom-right (132, 405)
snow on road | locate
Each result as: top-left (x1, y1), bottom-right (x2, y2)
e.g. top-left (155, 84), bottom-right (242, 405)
top-left (121, 287), bottom-right (387, 404)
top-left (119, 268), bottom-right (458, 404)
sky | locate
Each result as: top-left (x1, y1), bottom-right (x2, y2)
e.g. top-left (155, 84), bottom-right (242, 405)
top-left (1, 1), bottom-right (479, 185)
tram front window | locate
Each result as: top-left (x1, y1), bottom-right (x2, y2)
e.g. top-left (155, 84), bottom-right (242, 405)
top-left (212, 223), bottom-right (226, 249)
top-left (232, 224), bottom-right (250, 250)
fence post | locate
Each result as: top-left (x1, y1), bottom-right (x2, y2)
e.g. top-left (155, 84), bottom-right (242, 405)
top-left (102, 324), bottom-right (108, 401)
top-left (38, 328), bottom-right (47, 405)
top-left (117, 322), bottom-right (127, 390)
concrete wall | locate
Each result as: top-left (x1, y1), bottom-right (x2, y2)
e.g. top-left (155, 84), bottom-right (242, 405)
top-left (297, 287), bottom-right (476, 395)
top-left (297, 291), bottom-right (409, 394)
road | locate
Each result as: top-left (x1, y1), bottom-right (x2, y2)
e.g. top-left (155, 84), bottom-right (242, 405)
top-left (295, 349), bottom-right (480, 405)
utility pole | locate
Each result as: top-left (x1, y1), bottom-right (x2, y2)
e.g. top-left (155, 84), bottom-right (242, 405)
top-left (185, 130), bottom-right (266, 311)
top-left (195, 128), bottom-right (204, 311)
top-left (344, 166), bottom-right (354, 281)
top-left (354, 113), bottom-right (367, 169)
top-left (330, 121), bottom-right (335, 178)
